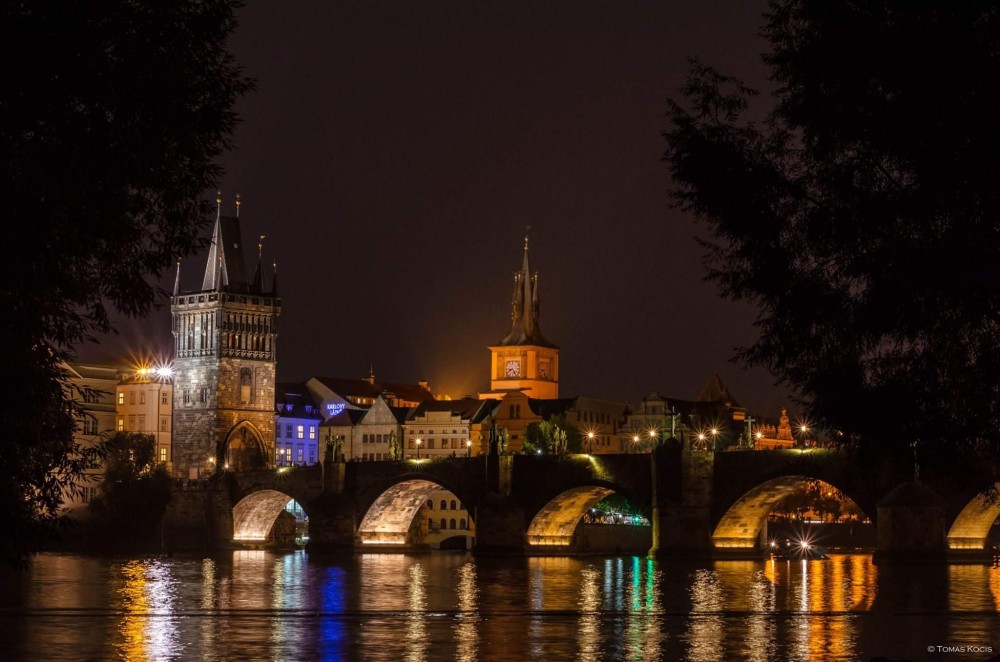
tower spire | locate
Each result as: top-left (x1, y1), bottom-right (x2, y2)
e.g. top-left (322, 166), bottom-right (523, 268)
top-left (499, 231), bottom-right (552, 347)
top-left (172, 259), bottom-right (181, 296)
top-left (216, 190), bottom-right (222, 219)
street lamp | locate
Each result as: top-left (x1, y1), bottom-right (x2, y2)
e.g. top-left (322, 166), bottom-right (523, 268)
top-left (647, 428), bottom-right (657, 448)
top-left (415, 438), bottom-right (422, 459)
top-left (798, 424), bottom-right (810, 448)
top-left (709, 427), bottom-right (719, 451)
top-left (466, 439), bottom-right (472, 457)
top-left (632, 434), bottom-right (640, 453)
top-left (587, 431), bottom-right (595, 455)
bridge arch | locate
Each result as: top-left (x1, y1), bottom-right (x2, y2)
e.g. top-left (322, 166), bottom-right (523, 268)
top-left (358, 477), bottom-right (475, 546)
top-left (526, 485), bottom-right (617, 546)
top-left (712, 475), bottom-right (869, 550)
top-left (233, 488), bottom-right (302, 542)
top-left (947, 484), bottom-right (1000, 551)
top-left (223, 421), bottom-right (269, 472)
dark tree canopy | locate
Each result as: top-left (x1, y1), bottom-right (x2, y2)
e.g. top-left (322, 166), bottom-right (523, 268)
top-left (0, 1), bottom-right (250, 566)
top-left (665, 1), bottom-right (1000, 485)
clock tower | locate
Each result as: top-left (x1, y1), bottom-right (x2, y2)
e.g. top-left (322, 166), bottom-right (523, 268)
top-left (481, 235), bottom-right (559, 399)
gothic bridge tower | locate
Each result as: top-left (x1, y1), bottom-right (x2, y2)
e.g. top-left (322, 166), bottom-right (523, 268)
top-left (483, 234), bottom-right (560, 399)
top-left (171, 197), bottom-right (280, 479)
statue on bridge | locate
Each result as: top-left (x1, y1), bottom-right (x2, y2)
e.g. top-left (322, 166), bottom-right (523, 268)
top-left (388, 431), bottom-right (401, 461)
top-left (325, 429), bottom-right (344, 463)
top-left (488, 418), bottom-right (498, 456)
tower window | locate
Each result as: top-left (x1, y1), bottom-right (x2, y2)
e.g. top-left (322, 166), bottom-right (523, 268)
top-left (240, 368), bottom-right (252, 404)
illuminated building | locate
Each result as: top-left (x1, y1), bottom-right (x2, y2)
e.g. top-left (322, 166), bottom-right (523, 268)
top-left (61, 362), bottom-right (119, 512)
top-left (619, 375), bottom-right (749, 451)
top-left (753, 407), bottom-right (796, 450)
top-left (480, 235), bottom-right (559, 399)
top-left (115, 368), bottom-right (173, 468)
top-left (475, 391), bottom-right (626, 455)
top-left (350, 395), bottom-right (409, 461)
top-left (170, 199), bottom-right (279, 478)
top-left (274, 383), bottom-right (323, 466)
top-left (403, 398), bottom-right (495, 458)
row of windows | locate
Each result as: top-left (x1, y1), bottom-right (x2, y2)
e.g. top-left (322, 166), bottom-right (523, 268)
top-left (426, 499), bottom-right (463, 511)
top-left (276, 444), bottom-right (317, 465)
top-left (281, 424), bottom-right (316, 440)
top-left (115, 416), bottom-right (170, 433)
top-left (408, 429), bottom-right (461, 435)
top-left (579, 410), bottom-right (613, 425)
top-left (407, 438), bottom-right (467, 450)
top-left (429, 518), bottom-right (468, 531)
top-left (117, 390), bottom-right (170, 406)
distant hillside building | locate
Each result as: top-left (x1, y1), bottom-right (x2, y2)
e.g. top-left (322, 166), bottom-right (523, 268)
top-left (753, 407), bottom-right (796, 450)
top-left (171, 202), bottom-right (280, 478)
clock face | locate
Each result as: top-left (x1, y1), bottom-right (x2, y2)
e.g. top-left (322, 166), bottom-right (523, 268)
top-left (539, 361), bottom-right (550, 379)
top-left (505, 360), bottom-right (520, 377)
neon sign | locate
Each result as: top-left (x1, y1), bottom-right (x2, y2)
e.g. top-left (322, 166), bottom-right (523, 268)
top-left (326, 403), bottom-right (346, 417)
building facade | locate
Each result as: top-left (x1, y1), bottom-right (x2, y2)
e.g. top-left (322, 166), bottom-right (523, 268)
top-left (171, 205), bottom-right (280, 479)
top-left (275, 383), bottom-right (323, 466)
top-left (62, 363), bottom-right (120, 512)
top-left (115, 369), bottom-right (173, 467)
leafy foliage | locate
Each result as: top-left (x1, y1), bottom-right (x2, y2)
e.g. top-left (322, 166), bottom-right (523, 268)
top-left (0, 1), bottom-right (250, 566)
top-left (664, 1), bottom-right (1000, 484)
top-left (87, 433), bottom-right (171, 549)
top-left (522, 414), bottom-right (581, 455)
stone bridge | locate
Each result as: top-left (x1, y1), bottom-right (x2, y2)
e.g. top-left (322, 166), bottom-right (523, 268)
top-left (162, 445), bottom-right (1000, 562)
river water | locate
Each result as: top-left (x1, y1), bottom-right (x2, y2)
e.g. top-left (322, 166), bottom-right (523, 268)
top-left (0, 552), bottom-right (998, 661)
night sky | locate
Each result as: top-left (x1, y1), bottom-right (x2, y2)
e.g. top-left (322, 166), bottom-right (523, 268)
top-left (84, 1), bottom-right (794, 416)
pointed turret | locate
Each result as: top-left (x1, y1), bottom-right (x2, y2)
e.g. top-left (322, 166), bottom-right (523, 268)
top-left (251, 234), bottom-right (268, 294)
top-left (199, 194), bottom-right (249, 293)
top-left (270, 260), bottom-right (278, 296)
top-left (499, 232), bottom-right (553, 347)
top-left (172, 260), bottom-right (181, 296)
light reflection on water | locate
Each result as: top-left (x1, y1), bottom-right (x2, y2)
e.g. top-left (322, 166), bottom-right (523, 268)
top-left (2, 553), bottom-right (999, 661)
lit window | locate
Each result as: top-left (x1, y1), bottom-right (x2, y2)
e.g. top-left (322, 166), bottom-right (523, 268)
top-left (309, 426), bottom-right (316, 440)
top-left (297, 425), bottom-right (304, 439)
top-left (159, 447), bottom-right (168, 462)
top-left (297, 447), bottom-right (304, 463)
top-left (117, 392), bottom-right (124, 406)
top-left (117, 418), bottom-right (124, 432)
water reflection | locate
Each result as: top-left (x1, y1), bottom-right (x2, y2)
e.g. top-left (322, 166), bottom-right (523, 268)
top-left (9, 552), bottom-right (1000, 662)
top-left (406, 561), bottom-right (427, 662)
top-left (116, 560), bottom-right (178, 661)
top-left (453, 562), bottom-right (478, 662)
top-left (578, 565), bottom-right (600, 662)
top-left (623, 556), bottom-right (663, 660)
top-left (687, 568), bottom-right (724, 661)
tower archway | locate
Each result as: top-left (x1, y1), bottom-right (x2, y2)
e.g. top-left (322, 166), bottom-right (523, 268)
top-left (224, 422), bottom-right (268, 471)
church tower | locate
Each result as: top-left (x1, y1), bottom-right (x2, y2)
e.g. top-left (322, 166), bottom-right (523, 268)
top-left (171, 196), bottom-right (280, 479)
top-left (481, 234), bottom-right (560, 399)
